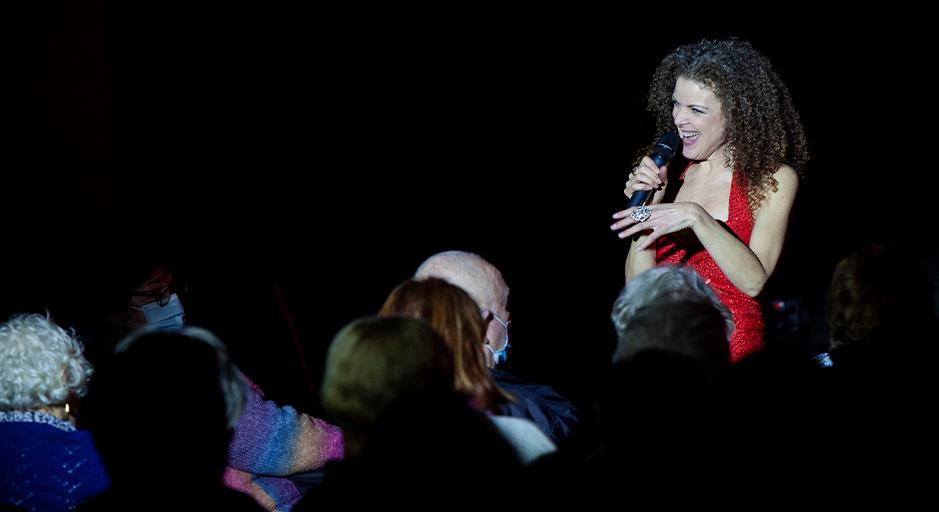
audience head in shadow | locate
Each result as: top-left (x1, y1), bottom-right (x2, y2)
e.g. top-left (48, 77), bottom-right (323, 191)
top-left (611, 265), bottom-right (732, 371)
top-left (305, 316), bottom-right (520, 507)
top-left (80, 327), bottom-right (260, 510)
top-left (320, 316), bottom-right (457, 456)
top-left (827, 243), bottom-right (936, 369)
top-left (600, 292), bottom-right (731, 459)
top-left (589, 266), bottom-right (735, 498)
top-left (822, 243), bottom-right (939, 467)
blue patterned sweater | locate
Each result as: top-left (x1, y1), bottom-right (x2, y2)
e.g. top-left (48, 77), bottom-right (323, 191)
top-left (0, 411), bottom-right (110, 511)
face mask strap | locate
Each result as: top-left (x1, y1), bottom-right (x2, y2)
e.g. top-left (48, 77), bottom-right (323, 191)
top-left (481, 309), bottom-right (511, 365)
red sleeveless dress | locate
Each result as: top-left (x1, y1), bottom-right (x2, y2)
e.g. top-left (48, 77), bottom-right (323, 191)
top-left (655, 166), bottom-right (763, 363)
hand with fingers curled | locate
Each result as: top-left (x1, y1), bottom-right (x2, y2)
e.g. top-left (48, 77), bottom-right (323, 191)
top-left (623, 155), bottom-right (668, 205)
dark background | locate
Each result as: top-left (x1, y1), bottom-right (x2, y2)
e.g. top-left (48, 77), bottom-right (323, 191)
top-left (3, 3), bottom-right (937, 412)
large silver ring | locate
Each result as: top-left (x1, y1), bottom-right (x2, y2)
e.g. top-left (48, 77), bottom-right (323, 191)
top-left (631, 206), bottom-right (652, 223)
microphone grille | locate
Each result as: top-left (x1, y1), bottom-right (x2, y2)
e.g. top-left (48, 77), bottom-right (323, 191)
top-left (652, 132), bottom-right (681, 164)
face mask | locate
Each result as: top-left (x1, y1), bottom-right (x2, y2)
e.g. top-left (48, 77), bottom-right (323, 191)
top-left (135, 293), bottom-right (185, 330)
top-left (486, 313), bottom-right (511, 365)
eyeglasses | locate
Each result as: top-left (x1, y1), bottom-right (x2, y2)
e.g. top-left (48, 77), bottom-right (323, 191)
top-left (131, 286), bottom-right (175, 307)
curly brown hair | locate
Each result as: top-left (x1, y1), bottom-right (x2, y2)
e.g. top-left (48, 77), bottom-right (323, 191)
top-left (645, 38), bottom-right (809, 214)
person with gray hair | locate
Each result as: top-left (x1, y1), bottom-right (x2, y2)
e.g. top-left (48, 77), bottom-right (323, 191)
top-left (414, 250), bottom-right (580, 444)
top-left (612, 265), bottom-right (734, 339)
top-left (611, 265), bottom-right (734, 370)
top-left (0, 313), bottom-right (110, 511)
top-left (589, 266), bottom-right (734, 492)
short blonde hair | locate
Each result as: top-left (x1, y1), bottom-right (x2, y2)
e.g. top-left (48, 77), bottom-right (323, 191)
top-left (321, 316), bottom-right (454, 441)
top-left (0, 313), bottom-right (93, 410)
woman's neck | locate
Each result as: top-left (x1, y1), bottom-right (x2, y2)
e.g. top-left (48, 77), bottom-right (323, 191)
top-left (694, 154), bottom-right (733, 179)
top-left (698, 145), bottom-right (732, 173)
top-left (32, 405), bottom-right (69, 421)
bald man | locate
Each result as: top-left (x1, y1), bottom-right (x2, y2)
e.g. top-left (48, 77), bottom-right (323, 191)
top-left (415, 250), bottom-right (579, 444)
top-left (416, 251), bottom-right (512, 366)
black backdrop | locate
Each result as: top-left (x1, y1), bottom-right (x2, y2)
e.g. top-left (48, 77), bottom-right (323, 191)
top-left (4, 3), bottom-right (937, 412)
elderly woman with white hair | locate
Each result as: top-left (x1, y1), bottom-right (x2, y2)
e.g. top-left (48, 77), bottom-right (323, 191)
top-left (0, 313), bottom-right (110, 511)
